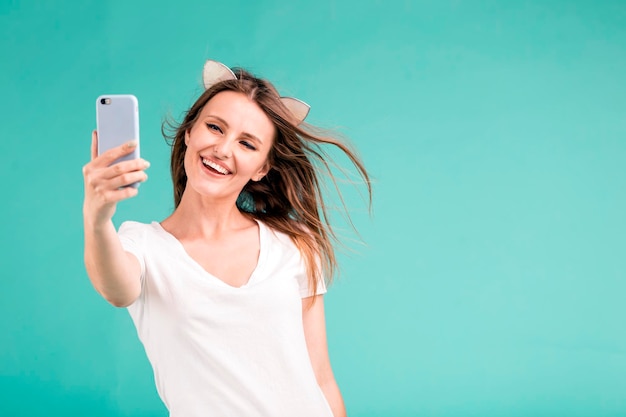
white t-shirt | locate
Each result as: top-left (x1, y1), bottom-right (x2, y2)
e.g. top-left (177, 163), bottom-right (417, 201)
top-left (118, 220), bottom-right (332, 417)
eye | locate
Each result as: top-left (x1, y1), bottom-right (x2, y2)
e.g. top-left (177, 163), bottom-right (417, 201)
top-left (206, 123), bottom-right (222, 133)
top-left (240, 140), bottom-right (256, 151)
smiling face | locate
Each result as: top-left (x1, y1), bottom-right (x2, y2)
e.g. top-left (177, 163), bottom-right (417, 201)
top-left (182, 90), bottom-right (276, 204)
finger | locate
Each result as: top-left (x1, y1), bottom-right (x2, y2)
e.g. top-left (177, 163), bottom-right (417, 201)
top-left (94, 140), bottom-right (139, 167)
top-left (86, 163), bottom-right (146, 188)
top-left (100, 158), bottom-right (150, 181)
top-left (110, 170), bottom-right (148, 189)
top-left (116, 185), bottom-right (140, 201)
top-left (98, 185), bottom-right (140, 205)
top-left (85, 170), bottom-right (147, 200)
top-left (91, 130), bottom-right (98, 161)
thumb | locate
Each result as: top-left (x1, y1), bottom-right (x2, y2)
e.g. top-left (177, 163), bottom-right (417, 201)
top-left (91, 130), bottom-right (98, 161)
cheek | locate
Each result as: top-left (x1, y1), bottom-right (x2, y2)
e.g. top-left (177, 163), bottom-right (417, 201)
top-left (182, 148), bottom-right (194, 174)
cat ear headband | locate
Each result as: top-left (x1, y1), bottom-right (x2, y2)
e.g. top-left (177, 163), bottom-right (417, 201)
top-left (202, 59), bottom-right (310, 125)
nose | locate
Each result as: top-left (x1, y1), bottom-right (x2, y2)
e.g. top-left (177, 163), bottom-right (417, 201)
top-left (213, 138), bottom-right (233, 159)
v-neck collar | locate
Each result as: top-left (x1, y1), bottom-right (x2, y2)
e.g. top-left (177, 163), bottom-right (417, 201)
top-left (152, 219), bottom-right (267, 290)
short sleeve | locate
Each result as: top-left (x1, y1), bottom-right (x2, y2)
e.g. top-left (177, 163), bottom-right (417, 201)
top-left (259, 221), bottom-right (328, 299)
top-left (118, 221), bottom-right (146, 282)
top-left (297, 260), bottom-right (327, 298)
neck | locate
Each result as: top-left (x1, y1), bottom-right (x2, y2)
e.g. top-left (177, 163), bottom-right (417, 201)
top-left (162, 190), bottom-right (253, 239)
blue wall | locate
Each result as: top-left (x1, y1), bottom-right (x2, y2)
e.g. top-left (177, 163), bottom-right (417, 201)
top-left (1, 1), bottom-right (625, 415)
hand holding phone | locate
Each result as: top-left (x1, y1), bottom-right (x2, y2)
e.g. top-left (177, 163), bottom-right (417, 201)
top-left (83, 94), bottom-right (148, 226)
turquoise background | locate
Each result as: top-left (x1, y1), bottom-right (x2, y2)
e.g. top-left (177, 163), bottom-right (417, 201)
top-left (2, 0), bottom-right (626, 416)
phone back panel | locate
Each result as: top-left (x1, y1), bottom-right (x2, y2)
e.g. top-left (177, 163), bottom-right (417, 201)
top-left (96, 94), bottom-right (140, 163)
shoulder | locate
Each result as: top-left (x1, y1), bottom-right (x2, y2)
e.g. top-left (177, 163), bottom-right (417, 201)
top-left (258, 221), bottom-right (308, 270)
top-left (259, 221), bottom-right (327, 297)
top-left (118, 221), bottom-right (161, 241)
top-left (119, 220), bottom-right (149, 234)
top-left (260, 221), bottom-right (299, 253)
top-left (117, 221), bottom-right (166, 270)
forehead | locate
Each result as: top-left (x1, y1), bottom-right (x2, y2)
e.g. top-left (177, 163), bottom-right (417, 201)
top-left (199, 91), bottom-right (276, 140)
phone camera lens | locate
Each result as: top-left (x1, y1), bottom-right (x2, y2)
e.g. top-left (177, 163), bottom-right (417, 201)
top-left (100, 98), bottom-right (106, 104)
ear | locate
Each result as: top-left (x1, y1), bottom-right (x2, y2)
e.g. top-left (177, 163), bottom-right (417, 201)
top-left (184, 129), bottom-right (190, 146)
top-left (253, 161), bottom-right (271, 182)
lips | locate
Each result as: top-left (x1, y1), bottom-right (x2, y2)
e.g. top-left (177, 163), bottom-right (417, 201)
top-left (201, 157), bottom-right (232, 175)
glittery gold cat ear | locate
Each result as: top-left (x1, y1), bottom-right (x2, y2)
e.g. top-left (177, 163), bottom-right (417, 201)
top-left (202, 59), bottom-right (310, 125)
top-left (279, 97), bottom-right (310, 125)
top-left (202, 59), bottom-right (236, 89)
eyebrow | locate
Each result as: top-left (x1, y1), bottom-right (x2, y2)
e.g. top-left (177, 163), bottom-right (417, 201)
top-left (206, 115), bottom-right (264, 145)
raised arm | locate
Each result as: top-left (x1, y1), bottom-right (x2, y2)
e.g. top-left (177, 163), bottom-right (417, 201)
top-left (82, 130), bottom-right (149, 307)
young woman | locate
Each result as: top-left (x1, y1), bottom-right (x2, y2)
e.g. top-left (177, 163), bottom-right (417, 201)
top-left (82, 60), bottom-right (370, 417)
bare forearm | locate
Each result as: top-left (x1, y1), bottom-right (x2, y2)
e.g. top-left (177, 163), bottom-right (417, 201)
top-left (320, 379), bottom-right (346, 417)
top-left (84, 219), bottom-right (140, 307)
top-left (82, 133), bottom-right (147, 307)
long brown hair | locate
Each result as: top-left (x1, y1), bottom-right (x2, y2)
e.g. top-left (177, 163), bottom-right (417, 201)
top-left (163, 67), bottom-right (371, 295)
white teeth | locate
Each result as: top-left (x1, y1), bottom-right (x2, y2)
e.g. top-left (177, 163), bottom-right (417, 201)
top-left (202, 158), bottom-right (230, 175)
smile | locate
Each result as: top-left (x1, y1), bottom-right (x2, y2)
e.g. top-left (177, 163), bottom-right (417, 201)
top-left (202, 158), bottom-right (231, 175)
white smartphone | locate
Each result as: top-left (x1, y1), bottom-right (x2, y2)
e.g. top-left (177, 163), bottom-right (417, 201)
top-left (96, 94), bottom-right (140, 187)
